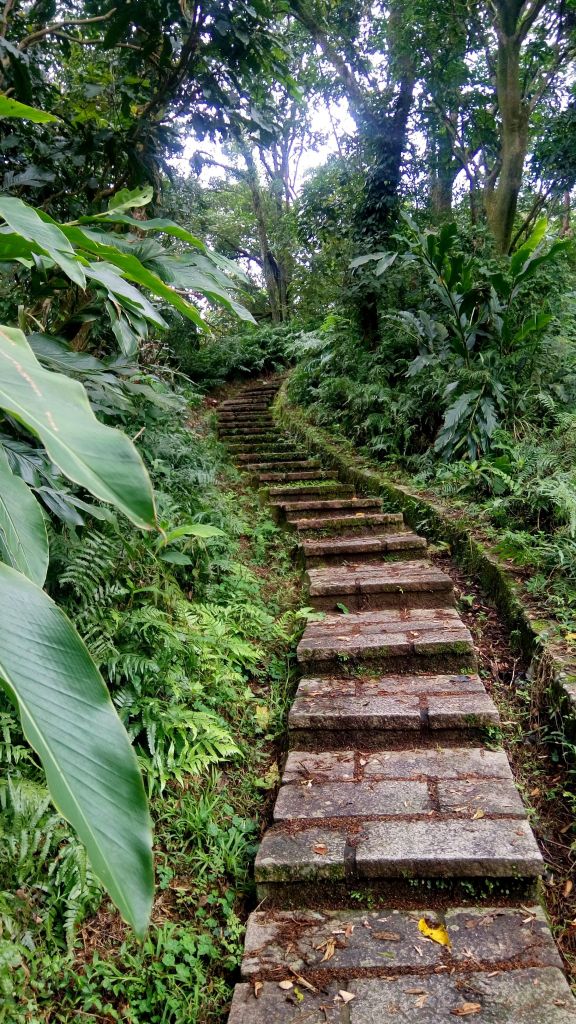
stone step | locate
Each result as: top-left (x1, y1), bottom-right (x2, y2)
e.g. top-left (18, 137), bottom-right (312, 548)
top-left (290, 513), bottom-right (405, 536)
top-left (219, 413), bottom-right (275, 423)
top-left (230, 967), bottom-right (576, 1023)
top-left (297, 607), bottom-right (477, 675)
top-left (277, 498), bottom-right (381, 519)
top-left (240, 903), bottom-right (562, 979)
top-left (257, 471), bottom-right (333, 482)
top-left (305, 560), bottom-right (454, 612)
top-left (236, 451), bottom-right (308, 463)
top-left (267, 483), bottom-right (355, 500)
top-left (288, 673), bottom-right (499, 748)
top-left (219, 400), bottom-right (271, 408)
top-left (219, 426), bottom-right (282, 437)
top-left (230, 905), bottom-right (575, 1023)
top-left (245, 460), bottom-right (322, 473)
top-left (302, 531), bottom-right (427, 566)
top-left (274, 743), bottom-right (522, 822)
top-left (225, 440), bottom-right (296, 452)
top-left (255, 814), bottom-right (542, 902)
top-left (222, 433), bottom-right (285, 445)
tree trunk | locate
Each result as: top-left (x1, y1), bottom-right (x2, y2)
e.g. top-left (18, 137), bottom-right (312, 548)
top-left (240, 143), bottom-right (283, 322)
top-left (561, 191), bottom-right (572, 237)
top-left (484, 28), bottom-right (530, 252)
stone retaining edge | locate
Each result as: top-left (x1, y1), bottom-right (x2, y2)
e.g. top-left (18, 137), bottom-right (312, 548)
top-left (272, 379), bottom-right (576, 737)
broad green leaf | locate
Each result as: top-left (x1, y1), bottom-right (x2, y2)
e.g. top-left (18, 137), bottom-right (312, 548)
top-left (108, 186), bottom-right (154, 212)
top-left (158, 523), bottom-right (225, 547)
top-left (60, 225), bottom-right (208, 329)
top-left (0, 325), bottom-right (156, 529)
top-left (0, 197), bottom-right (85, 287)
top-left (350, 251), bottom-right (389, 269)
top-left (0, 562), bottom-right (153, 936)
top-left (81, 213), bottom-right (206, 250)
top-left (0, 445), bottom-right (48, 585)
top-left (0, 95), bottom-right (59, 123)
top-left (158, 551), bottom-right (193, 565)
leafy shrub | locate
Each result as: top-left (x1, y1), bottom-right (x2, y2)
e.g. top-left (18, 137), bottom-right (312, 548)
top-left (165, 321), bottom-right (295, 388)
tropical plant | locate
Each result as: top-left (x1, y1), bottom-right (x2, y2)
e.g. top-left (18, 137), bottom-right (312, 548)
top-left (353, 215), bottom-right (572, 458)
top-left (0, 100), bottom-right (253, 935)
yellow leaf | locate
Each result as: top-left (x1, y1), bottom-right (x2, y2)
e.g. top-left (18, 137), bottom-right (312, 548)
top-left (418, 917), bottom-right (451, 948)
top-left (254, 704), bottom-right (270, 730)
top-left (565, 633), bottom-right (576, 643)
top-left (472, 808), bottom-right (485, 819)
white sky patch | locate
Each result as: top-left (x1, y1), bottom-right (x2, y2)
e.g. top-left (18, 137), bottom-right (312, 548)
top-left (173, 99), bottom-right (355, 192)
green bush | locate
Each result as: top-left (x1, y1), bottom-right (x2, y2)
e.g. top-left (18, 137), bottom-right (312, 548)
top-left (165, 321), bottom-right (296, 389)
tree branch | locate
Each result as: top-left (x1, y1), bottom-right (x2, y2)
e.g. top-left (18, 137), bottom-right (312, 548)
top-left (19, 9), bottom-right (117, 50)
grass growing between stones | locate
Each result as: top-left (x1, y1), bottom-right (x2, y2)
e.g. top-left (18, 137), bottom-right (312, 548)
top-left (0, 390), bottom-right (305, 1024)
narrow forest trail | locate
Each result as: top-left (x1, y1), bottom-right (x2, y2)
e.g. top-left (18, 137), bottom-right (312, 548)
top-left (217, 379), bottom-right (576, 1023)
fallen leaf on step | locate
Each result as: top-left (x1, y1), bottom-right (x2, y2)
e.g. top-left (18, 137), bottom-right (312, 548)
top-left (374, 931), bottom-right (401, 942)
top-left (404, 988), bottom-right (427, 994)
top-left (415, 994), bottom-right (429, 1008)
top-left (320, 938), bottom-right (336, 962)
top-left (418, 918), bottom-right (451, 948)
top-left (472, 808), bottom-right (485, 819)
top-left (450, 1002), bottom-right (482, 1016)
top-left (254, 981), bottom-right (263, 998)
top-left (313, 843), bottom-right (328, 855)
top-left (338, 990), bottom-right (356, 1004)
top-left (564, 879), bottom-right (573, 897)
top-left (278, 980), bottom-right (293, 991)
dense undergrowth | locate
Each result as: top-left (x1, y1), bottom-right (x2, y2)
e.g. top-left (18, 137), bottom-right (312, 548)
top-left (281, 219), bottom-right (576, 636)
top-left (0, 380), bottom-right (303, 1024)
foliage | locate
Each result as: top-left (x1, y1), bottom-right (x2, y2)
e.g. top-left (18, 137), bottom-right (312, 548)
top-left (0, 389), bottom-right (303, 1023)
top-left (165, 321), bottom-right (295, 389)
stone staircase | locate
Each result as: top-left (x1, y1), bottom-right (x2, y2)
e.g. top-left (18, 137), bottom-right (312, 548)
top-left (218, 381), bottom-right (576, 1023)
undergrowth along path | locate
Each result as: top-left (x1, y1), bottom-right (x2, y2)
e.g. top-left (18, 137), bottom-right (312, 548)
top-left (218, 379), bottom-right (576, 1023)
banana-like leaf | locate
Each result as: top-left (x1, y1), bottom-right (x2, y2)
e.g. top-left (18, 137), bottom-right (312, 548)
top-left (0, 562), bottom-right (153, 936)
top-left (0, 197), bottom-right (85, 287)
top-left (0, 325), bottom-right (156, 529)
top-left (0, 445), bottom-right (48, 585)
top-left (0, 95), bottom-right (59, 122)
top-left (108, 185), bottom-right (154, 212)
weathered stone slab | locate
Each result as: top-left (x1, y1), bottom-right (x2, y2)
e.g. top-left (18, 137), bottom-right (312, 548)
top-left (269, 484), bottom-right (355, 499)
top-left (297, 607), bottom-right (475, 670)
top-left (288, 684), bottom-right (422, 732)
top-left (255, 826), bottom-right (348, 882)
top-left (290, 512), bottom-right (404, 534)
top-left (428, 693), bottom-right (500, 729)
top-left (445, 906), bottom-right (563, 968)
top-left (258, 471), bottom-right (332, 481)
top-left (237, 451), bottom-right (308, 462)
top-left (362, 747), bottom-right (512, 780)
top-left (244, 460), bottom-right (321, 472)
top-left (307, 560), bottom-right (451, 595)
top-left (355, 818), bottom-right (542, 878)
top-left (273, 779), bottom-right (431, 820)
top-left (240, 905), bottom-right (561, 979)
top-left (299, 674), bottom-right (484, 696)
top-left (348, 968), bottom-right (576, 1022)
top-left (282, 498), bottom-right (382, 517)
top-left (302, 531), bottom-right (426, 566)
top-left (229, 968), bottom-right (576, 1023)
top-left (306, 560), bottom-right (454, 611)
top-left (437, 779), bottom-right (525, 816)
top-left (283, 750), bottom-right (356, 783)
top-left (228, 982), bottom-right (343, 1024)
